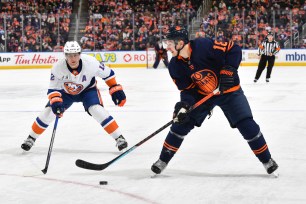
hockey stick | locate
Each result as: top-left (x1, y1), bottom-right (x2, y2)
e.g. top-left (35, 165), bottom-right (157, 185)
top-left (75, 88), bottom-right (220, 171)
top-left (41, 116), bottom-right (59, 174)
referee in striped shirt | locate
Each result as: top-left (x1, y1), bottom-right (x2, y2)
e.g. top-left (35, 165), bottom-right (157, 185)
top-left (254, 32), bottom-right (280, 83)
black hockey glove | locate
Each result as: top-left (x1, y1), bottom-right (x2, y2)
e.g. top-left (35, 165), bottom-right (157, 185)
top-left (49, 92), bottom-right (65, 117)
top-left (173, 101), bottom-right (191, 124)
top-left (109, 84), bottom-right (126, 107)
top-left (219, 66), bottom-right (237, 95)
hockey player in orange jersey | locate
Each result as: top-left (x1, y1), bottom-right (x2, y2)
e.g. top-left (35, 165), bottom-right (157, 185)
top-left (151, 26), bottom-right (278, 176)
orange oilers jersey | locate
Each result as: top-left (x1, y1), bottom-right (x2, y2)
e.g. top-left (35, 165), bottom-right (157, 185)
top-left (168, 37), bottom-right (242, 103)
top-left (48, 54), bottom-right (115, 95)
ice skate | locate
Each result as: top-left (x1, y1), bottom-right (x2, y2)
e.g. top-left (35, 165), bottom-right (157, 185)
top-left (263, 158), bottom-right (278, 177)
top-left (151, 159), bottom-right (168, 174)
top-left (266, 78), bottom-right (270, 82)
top-left (116, 135), bottom-right (128, 151)
top-left (254, 79), bottom-right (258, 83)
top-left (21, 135), bottom-right (36, 151)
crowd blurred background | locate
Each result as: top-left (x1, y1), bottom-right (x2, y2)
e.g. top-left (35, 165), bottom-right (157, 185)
top-left (0, 0), bottom-right (305, 52)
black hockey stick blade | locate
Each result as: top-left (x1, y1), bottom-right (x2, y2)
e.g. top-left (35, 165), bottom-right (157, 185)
top-left (75, 89), bottom-right (219, 171)
top-left (75, 146), bottom-right (136, 171)
top-left (75, 159), bottom-right (111, 171)
top-left (76, 121), bottom-right (173, 171)
top-left (41, 168), bottom-right (48, 174)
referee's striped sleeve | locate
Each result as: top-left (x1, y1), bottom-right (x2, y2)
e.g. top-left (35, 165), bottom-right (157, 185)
top-left (258, 42), bottom-right (264, 55)
top-left (272, 42), bottom-right (280, 55)
top-left (259, 40), bottom-right (280, 56)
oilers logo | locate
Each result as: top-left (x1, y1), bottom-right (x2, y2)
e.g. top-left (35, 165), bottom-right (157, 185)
top-left (191, 69), bottom-right (217, 94)
top-left (64, 82), bottom-right (84, 95)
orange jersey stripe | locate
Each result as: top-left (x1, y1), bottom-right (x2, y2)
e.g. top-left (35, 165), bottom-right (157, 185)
top-left (198, 85), bottom-right (240, 96)
top-left (50, 97), bottom-right (63, 105)
top-left (222, 84), bottom-right (240, 94)
top-left (227, 41), bottom-right (234, 51)
top-left (253, 144), bottom-right (268, 155)
top-left (105, 78), bottom-right (117, 87)
top-left (48, 91), bottom-right (61, 100)
top-left (177, 55), bottom-right (190, 62)
top-left (254, 144), bottom-right (267, 153)
top-left (32, 121), bottom-right (46, 134)
top-left (163, 143), bottom-right (178, 152)
top-left (104, 121), bottom-right (119, 134)
top-left (109, 84), bottom-right (123, 95)
top-left (163, 142), bottom-right (179, 152)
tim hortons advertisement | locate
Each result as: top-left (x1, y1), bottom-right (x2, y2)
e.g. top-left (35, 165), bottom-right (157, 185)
top-left (0, 49), bottom-right (305, 70)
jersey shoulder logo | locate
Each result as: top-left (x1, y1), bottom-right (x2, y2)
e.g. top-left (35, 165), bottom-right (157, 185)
top-left (191, 69), bottom-right (217, 94)
top-left (99, 63), bottom-right (105, 70)
top-left (64, 82), bottom-right (84, 95)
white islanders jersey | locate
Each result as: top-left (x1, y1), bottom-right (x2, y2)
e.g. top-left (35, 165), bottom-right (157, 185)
top-left (49, 54), bottom-right (114, 95)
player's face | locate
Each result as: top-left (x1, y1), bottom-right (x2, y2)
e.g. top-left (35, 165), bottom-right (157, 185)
top-left (65, 53), bottom-right (80, 69)
top-left (162, 39), bottom-right (178, 56)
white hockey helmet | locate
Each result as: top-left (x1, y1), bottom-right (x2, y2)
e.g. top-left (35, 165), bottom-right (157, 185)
top-left (64, 41), bottom-right (81, 54)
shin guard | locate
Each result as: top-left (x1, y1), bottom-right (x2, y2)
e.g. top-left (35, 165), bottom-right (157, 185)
top-left (159, 130), bottom-right (185, 163)
top-left (88, 105), bottom-right (122, 139)
top-left (30, 107), bottom-right (55, 138)
top-left (236, 118), bottom-right (271, 163)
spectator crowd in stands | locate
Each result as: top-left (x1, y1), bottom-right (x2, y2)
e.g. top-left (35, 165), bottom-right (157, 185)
top-left (0, 0), bottom-right (305, 52)
top-left (0, 0), bottom-right (72, 52)
top-left (197, 0), bottom-right (306, 49)
top-left (79, 0), bottom-right (199, 51)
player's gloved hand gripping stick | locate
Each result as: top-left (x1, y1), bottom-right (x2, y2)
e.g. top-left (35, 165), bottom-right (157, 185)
top-left (49, 92), bottom-right (65, 117)
top-left (219, 66), bottom-right (237, 95)
top-left (75, 88), bottom-right (220, 171)
top-left (173, 101), bottom-right (191, 124)
top-left (109, 84), bottom-right (126, 107)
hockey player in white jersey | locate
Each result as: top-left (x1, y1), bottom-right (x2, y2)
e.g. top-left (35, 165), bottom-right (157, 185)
top-left (21, 41), bottom-right (128, 151)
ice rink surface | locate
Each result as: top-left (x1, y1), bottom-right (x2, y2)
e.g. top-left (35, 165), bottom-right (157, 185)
top-left (0, 66), bottom-right (306, 204)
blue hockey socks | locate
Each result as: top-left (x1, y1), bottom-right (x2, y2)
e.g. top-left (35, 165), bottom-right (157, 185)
top-left (159, 131), bottom-right (184, 163)
top-left (236, 118), bottom-right (271, 163)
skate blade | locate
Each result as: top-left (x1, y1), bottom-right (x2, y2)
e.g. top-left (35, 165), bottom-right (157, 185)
top-left (21, 150), bottom-right (28, 154)
top-left (150, 174), bottom-right (158, 178)
top-left (271, 171), bottom-right (279, 178)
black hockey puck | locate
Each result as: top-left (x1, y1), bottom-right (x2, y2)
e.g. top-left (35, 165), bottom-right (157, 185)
top-left (99, 181), bottom-right (108, 185)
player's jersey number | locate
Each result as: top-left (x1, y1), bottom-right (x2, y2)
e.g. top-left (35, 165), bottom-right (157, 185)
top-left (213, 41), bottom-right (228, 52)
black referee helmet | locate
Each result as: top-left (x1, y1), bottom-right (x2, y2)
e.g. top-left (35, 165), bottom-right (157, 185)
top-left (266, 32), bottom-right (274, 38)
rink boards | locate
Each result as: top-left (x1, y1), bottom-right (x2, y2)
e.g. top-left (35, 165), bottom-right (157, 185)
top-left (0, 49), bottom-right (305, 69)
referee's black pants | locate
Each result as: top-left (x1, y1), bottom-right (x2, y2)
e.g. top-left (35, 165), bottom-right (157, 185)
top-left (255, 55), bottom-right (275, 80)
